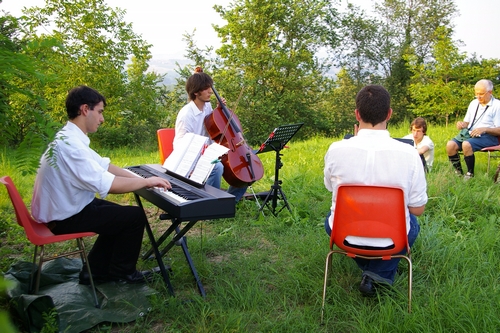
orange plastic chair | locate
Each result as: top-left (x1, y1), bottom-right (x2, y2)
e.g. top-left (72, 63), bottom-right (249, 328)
top-left (321, 185), bottom-right (412, 322)
top-left (0, 176), bottom-right (99, 308)
top-left (157, 128), bottom-right (175, 164)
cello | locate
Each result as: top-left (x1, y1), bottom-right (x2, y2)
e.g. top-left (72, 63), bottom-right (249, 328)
top-left (200, 69), bottom-right (264, 188)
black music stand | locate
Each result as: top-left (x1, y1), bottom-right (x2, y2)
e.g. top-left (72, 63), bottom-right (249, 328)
top-left (256, 123), bottom-right (303, 217)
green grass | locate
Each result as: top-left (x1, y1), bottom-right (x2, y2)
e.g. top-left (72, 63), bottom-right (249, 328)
top-left (2, 123), bottom-right (500, 332)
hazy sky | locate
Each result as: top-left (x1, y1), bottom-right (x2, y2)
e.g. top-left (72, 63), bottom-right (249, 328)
top-left (2, 0), bottom-right (498, 61)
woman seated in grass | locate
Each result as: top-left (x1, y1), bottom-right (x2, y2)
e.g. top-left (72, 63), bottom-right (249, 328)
top-left (403, 117), bottom-right (435, 172)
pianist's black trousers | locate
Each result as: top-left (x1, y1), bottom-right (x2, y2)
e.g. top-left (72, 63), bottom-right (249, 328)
top-left (49, 198), bottom-right (146, 277)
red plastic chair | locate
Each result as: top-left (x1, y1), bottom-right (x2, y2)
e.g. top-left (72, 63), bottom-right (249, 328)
top-left (0, 176), bottom-right (99, 307)
top-left (157, 128), bottom-right (175, 164)
top-left (321, 185), bottom-right (412, 322)
top-left (480, 136), bottom-right (500, 173)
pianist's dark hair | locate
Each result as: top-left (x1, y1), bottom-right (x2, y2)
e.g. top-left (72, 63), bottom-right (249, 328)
top-left (355, 85), bottom-right (391, 126)
top-left (186, 67), bottom-right (213, 101)
top-left (65, 85), bottom-right (107, 120)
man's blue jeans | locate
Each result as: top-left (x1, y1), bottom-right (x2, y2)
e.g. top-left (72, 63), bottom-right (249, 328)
top-left (207, 161), bottom-right (247, 203)
top-left (324, 211), bottom-right (420, 284)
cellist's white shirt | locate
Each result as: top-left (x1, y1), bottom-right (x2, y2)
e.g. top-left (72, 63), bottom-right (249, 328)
top-left (174, 101), bottom-right (213, 149)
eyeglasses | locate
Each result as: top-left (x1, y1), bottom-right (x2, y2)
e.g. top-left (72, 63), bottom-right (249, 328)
top-left (475, 91), bottom-right (491, 98)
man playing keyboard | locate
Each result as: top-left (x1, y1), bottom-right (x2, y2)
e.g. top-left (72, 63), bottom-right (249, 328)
top-left (31, 85), bottom-right (171, 285)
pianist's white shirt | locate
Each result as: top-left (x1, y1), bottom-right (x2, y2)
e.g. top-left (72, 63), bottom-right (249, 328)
top-left (31, 121), bottom-right (115, 223)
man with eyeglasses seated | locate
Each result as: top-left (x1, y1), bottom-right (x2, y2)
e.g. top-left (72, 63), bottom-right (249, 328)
top-left (446, 79), bottom-right (500, 179)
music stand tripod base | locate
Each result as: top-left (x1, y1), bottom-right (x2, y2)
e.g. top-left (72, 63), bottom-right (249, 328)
top-left (256, 123), bottom-right (303, 217)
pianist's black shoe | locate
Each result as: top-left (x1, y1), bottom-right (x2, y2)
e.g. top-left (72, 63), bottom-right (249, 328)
top-left (79, 270), bottom-right (111, 285)
top-left (109, 270), bottom-right (154, 284)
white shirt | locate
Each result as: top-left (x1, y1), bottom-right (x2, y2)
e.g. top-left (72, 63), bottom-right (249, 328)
top-left (464, 96), bottom-right (500, 129)
top-left (173, 101), bottom-right (213, 149)
top-left (31, 122), bottom-right (115, 223)
top-left (324, 129), bottom-right (428, 247)
top-left (402, 134), bottom-right (435, 171)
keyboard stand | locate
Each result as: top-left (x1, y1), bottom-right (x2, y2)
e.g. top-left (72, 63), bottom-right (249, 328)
top-left (134, 193), bottom-right (206, 297)
top-left (134, 193), bottom-right (175, 296)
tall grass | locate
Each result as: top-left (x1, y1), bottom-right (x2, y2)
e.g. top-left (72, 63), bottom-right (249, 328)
top-left (1, 123), bottom-right (500, 332)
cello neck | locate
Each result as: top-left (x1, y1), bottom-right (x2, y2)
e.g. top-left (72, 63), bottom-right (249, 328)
top-left (211, 85), bottom-right (241, 134)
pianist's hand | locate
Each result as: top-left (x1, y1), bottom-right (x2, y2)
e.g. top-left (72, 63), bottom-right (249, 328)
top-left (147, 177), bottom-right (171, 191)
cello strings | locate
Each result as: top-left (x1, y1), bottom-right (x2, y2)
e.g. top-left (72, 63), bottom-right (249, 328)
top-left (219, 86), bottom-right (246, 146)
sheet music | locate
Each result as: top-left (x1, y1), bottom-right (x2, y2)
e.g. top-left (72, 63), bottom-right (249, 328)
top-left (163, 133), bottom-right (208, 177)
top-left (189, 143), bottom-right (230, 184)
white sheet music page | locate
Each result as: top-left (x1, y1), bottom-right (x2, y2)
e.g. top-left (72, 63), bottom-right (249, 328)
top-left (189, 143), bottom-right (230, 184)
top-left (162, 133), bottom-right (208, 177)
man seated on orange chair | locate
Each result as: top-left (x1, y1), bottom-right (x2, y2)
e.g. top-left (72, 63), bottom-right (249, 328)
top-left (323, 85), bottom-right (428, 297)
top-left (31, 85), bottom-right (171, 285)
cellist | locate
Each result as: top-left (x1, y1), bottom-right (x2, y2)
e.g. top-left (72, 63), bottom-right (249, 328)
top-left (173, 68), bottom-right (248, 203)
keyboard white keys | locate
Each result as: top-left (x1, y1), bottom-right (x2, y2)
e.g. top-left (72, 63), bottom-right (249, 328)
top-left (124, 168), bottom-right (189, 204)
top-left (153, 187), bottom-right (188, 204)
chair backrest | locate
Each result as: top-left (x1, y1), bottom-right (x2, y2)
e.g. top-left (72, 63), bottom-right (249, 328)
top-left (1, 176), bottom-right (59, 245)
top-left (331, 185), bottom-right (409, 257)
top-left (157, 128), bottom-right (175, 164)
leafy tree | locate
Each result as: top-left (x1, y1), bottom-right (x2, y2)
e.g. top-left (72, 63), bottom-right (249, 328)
top-left (456, 56), bottom-right (500, 89)
top-left (374, 0), bottom-right (457, 64)
top-left (407, 26), bottom-right (467, 125)
top-left (335, 0), bottom-right (458, 123)
top-left (319, 68), bottom-right (358, 137)
top-left (333, 4), bottom-right (383, 87)
top-left (375, 0), bottom-right (457, 122)
top-left (12, 0), bottom-right (162, 150)
top-left (212, 0), bottom-right (341, 144)
top-left (0, 10), bottom-right (20, 123)
top-left (93, 54), bottom-right (167, 147)
top-left (408, 26), bottom-right (500, 126)
top-left (0, 10), bottom-right (62, 174)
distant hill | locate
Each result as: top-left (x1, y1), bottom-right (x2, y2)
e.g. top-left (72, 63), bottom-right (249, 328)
top-left (148, 58), bottom-right (192, 86)
top-left (148, 55), bottom-right (338, 86)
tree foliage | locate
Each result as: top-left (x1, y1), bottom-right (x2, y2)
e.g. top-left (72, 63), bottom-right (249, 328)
top-left (407, 26), bottom-right (468, 125)
top-left (334, 4), bottom-right (384, 87)
top-left (408, 26), bottom-right (500, 126)
top-left (319, 68), bottom-right (358, 137)
top-left (212, 0), bottom-right (340, 143)
top-left (6, 0), bottom-right (166, 153)
top-left (333, 0), bottom-right (459, 123)
top-left (0, 11), bottom-right (62, 175)
top-left (2, 0), bottom-right (500, 172)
